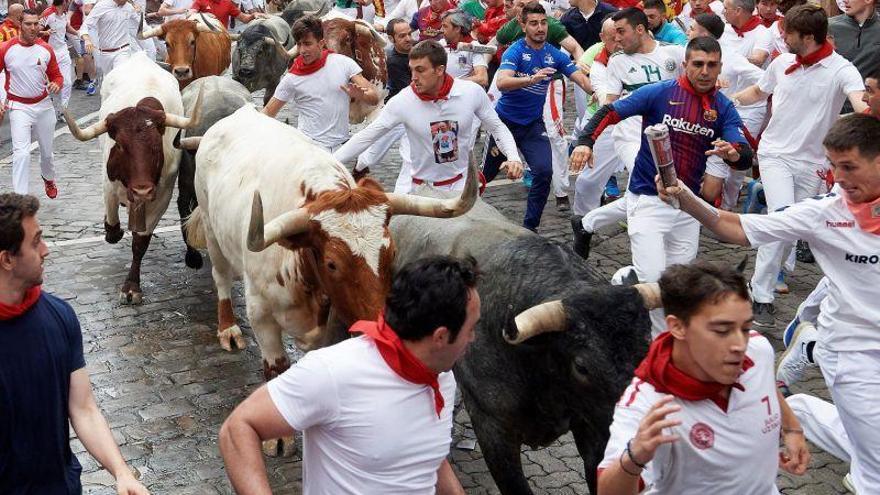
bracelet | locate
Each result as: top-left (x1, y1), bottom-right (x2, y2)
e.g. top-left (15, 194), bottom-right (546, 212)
top-left (619, 450), bottom-right (642, 477)
top-left (626, 439), bottom-right (647, 469)
top-left (782, 427), bottom-right (804, 435)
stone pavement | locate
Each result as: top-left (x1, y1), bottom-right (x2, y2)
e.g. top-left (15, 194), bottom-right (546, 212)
top-left (2, 86), bottom-right (850, 494)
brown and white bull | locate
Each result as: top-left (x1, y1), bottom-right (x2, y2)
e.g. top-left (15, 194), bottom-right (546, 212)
top-left (183, 104), bottom-right (476, 454)
top-left (63, 52), bottom-right (203, 304)
top-left (138, 13), bottom-right (232, 89)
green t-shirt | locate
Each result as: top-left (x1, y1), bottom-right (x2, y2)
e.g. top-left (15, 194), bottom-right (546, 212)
top-left (495, 16), bottom-right (568, 46)
top-left (579, 41), bottom-right (605, 116)
top-left (460, 0), bottom-right (486, 19)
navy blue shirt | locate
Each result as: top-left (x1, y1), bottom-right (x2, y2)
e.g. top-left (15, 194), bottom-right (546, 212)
top-left (610, 79), bottom-right (746, 196)
top-left (560, 2), bottom-right (618, 50)
top-left (0, 292), bottom-right (85, 495)
top-left (495, 38), bottom-right (578, 125)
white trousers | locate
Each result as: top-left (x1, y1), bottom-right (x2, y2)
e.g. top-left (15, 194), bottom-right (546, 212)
top-left (573, 128), bottom-right (624, 215)
top-left (789, 345), bottom-right (880, 493)
top-left (97, 47), bottom-right (133, 81)
top-left (135, 37), bottom-right (157, 61)
top-left (50, 51), bottom-right (73, 110)
top-left (354, 124), bottom-right (415, 193)
top-left (750, 154), bottom-right (824, 303)
top-left (627, 193), bottom-right (701, 334)
top-left (10, 99), bottom-right (56, 194)
top-left (543, 78), bottom-right (569, 198)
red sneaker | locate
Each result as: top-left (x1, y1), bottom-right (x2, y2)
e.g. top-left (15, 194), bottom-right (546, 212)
top-left (43, 178), bottom-right (58, 199)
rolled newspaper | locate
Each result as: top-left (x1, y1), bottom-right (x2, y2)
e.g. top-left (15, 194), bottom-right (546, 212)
top-left (644, 123), bottom-right (679, 209)
top-left (456, 42), bottom-right (497, 55)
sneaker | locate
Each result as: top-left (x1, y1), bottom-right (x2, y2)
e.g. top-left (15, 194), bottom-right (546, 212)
top-left (796, 240), bottom-right (815, 264)
top-left (570, 215), bottom-right (593, 260)
top-left (56, 111), bottom-right (64, 123)
top-left (775, 271), bottom-right (789, 294)
top-left (43, 178), bottom-right (58, 199)
top-left (604, 175), bottom-right (620, 201)
top-left (522, 169), bottom-right (533, 189)
top-left (85, 81), bottom-right (97, 96)
top-left (782, 315), bottom-right (801, 348)
top-left (776, 321), bottom-right (817, 389)
top-left (72, 79), bottom-right (87, 90)
top-left (752, 301), bottom-right (776, 328)
top-left (556, 196), bottom-right (570, 212)
top-left (843, 473), bottom-right (857, 494)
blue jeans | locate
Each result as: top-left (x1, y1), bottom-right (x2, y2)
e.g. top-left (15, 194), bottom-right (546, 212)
top-left (483, 116), bottom-right (552, 230)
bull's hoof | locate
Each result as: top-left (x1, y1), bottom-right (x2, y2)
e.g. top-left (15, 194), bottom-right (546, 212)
top-left (105, 222), bottom-right (124, 244)
top-left (185, 248), bottom-right (203, 269)
top-left (262, 437), bottom-right (296, 458)
top-left (119, 288), bottom-right (143, 305)
top-left (218, 325), bottom-right (246, 352)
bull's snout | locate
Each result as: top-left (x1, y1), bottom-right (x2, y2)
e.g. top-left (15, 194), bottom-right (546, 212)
top-left (131, 185), bottom-right (156, 201)
top-left (237, 67), bottom-right (255, 78)
top-left (173, 66), bottom-right (193, 80)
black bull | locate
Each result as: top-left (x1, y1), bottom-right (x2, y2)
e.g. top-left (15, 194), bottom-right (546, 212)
top-left (389, 193), bottom-right (653, 494)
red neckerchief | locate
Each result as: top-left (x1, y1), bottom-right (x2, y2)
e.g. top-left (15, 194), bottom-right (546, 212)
top-left (677, 74), bottom-right (715, 112)
top-left (595, 46), bottom-right (610, 66)
top-left (843, 190), bottom-right (880, 235)
top-left (447, 34), bottom-right (473, 50)
top-left (0, 286), bottom-right (42, 320)
top-left (733, 15), bottom-right (762, 37)
top-left (288, 49), bottom-right (332, 76)
top-left (785, 41), bottom-right (834, 75)
top-left (634, 332), bottom-right (754, 412)
top-left (412, 73), bottom-right (454, 102)
top-left (41, 6), bottom-right (57, 16)
top-left (349, 313), bottom-right (444, 418)
top-left (759, 13), bottom-right (781, 27)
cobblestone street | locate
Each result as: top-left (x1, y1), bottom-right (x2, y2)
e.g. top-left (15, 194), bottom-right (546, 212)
top-left (2, 87), bottom-right (850, 494)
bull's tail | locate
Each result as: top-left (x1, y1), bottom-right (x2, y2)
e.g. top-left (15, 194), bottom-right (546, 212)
top-left (183, 206), bottom-right (208, 249)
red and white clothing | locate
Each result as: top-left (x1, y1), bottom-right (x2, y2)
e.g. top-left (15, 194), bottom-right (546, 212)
top-left (81, 0), bottom-right (139, 76)
top-left (0, 39), bottom-right (63, 194)
top-left (40, 6), bottom-right (73, 107)
top-left (441, 39), bottom-right (488, 80)
top-left (753, 20), bottom-right (787, 65)
top-left (189, 0), bottom-right (241, 28)
top-left (720, 17), bottom-right (767, 59)
top-left (749, 49), bottom-right (864, 305)
top-left (601, 333), bottom-right (782, 493)
top-left (337, 79), bottom-right (520, 193)
top-left (675, 0), bottom-right (724, 32)
top-left (272, 53), bottom-right (362, 151)
top-left (267, 336), bottom-right (457, 495)
top-left (741, 192), bottom-right (880, 492)
top-left (161, 0), bottom-right (194, 20)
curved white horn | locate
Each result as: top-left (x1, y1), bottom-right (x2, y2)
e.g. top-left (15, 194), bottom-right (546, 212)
top-left (63, 108), bottom-right (108, 141)
top-left (634, 283), bottom-right (662, 310)
top-left (139, 24), bottom-right (165, 39)
top-left (163, 86), bottom-right (204, 129)
top-left (247, 191), bottom-right (313, 252)
top-left (175, 136), bottom-right (202, 150)
top-left (198, 12), bottom-right (220, 31)
top-left (385, 160), bottom-right (478, 218)
top-left (286, 45), bottom-right (299, 59)
top-left (228, 32), bottom-right (241, 40)
top-left (505, 300), bottom-right (566, 344)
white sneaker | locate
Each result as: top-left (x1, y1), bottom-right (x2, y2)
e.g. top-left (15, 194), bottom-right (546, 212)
top-left (843, 472), bottom-right (857, 494)
top-left (776, 321), bottom-right (818, 390)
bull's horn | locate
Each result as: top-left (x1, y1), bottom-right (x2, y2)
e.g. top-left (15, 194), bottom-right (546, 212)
top-left (354, 20), bottom-right (386, 48)
top-left (263, 36), bottom-right (278, 46)
top-left (228, 33), bottom-right (241, 41)
top-left (634, 283), bottom-right (662, 310)
top-left (246, 191), bottom-right (312, 252)
top-left (265, 36), bottom-right (295, 59)
top-left (138, 14), bottom-right (165, 39)
top-left (286, 45), bottom-right (299, 59)
top-left (63, 108), bottom-right (108, 141)
top-left (505, 300), bottom-right (566, 344)
top-left (199, 12), bottom-right (220, 31)
top-left (164, 86), bottom-right (204, 129)
top-left (385, 161), bottom-right (478, 218)
top-left (175, 136), bottom-right (202, 151)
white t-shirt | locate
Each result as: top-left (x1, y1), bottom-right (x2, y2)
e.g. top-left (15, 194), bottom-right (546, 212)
top-left (741, 193), bottom-right (880, 352)
top-left (336, 79), bottom-right (521, 187)
top-left (676, 0), bottom-right (724, 31)
top-left (720, 22), bottom-right (768, 59)
top-left (268, 336), bottom-right (457, 495)
top-left (81, 0), bottom-right (139, 50)
top-left (718, 49), bottom-right (764, 122)
top-left (161, 0), bottom-right (193, 19)
top-left (441, 40), bottom-right (488, 80)
top-left (756, 51), bottom-right (863, 164)
top-left (40, 7), bottom-right (71, 55)
top-left (273, 53), bottom-right (363, 150)
top-left (600, 334), bottom-right (781, 494)
top-left (753, 20), bottom-right (787, 63)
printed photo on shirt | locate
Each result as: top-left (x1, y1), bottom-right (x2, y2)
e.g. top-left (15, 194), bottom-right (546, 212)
top-left (430, 120), bottom-right (459, 163)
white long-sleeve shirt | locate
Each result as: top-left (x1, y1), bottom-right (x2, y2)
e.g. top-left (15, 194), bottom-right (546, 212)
top-left (336, 79), bottom-right (521, 185)
top-left (81, 0), bottom-right (138, 50)
top-left (0, 38), bottom-right (63, 105)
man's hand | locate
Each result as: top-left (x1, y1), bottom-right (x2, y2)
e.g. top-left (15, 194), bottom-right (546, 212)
top-left (779, 430), bottom-right (810, 475)
top-left (84, 38), bottom-right (95, 54)
top-left (341, 82), bottom-right (369, 102)
top-left (253, 12), bottom-right (269, 18)
top-left (705, 139), bottom-right (740, 162)
top-left (47, 81), bottom-right (60, 94)
top-left (0, 102), bottom-right (7, 124)
top-left (501, 160), bottom-right (523, 180)
top-left (629, 395), bottom-right (682, 465)
top-left (569, 145), bottom-right (593, 173)
top-left (528, 67), bottom-right (556, 85)
top-left (115, 471), bottom-right (149, 495)
top-left (655, 175), bottom-right (685, 205)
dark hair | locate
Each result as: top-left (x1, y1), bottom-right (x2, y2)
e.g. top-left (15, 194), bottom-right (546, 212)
top-left (777, 0), bottom-right (806, 15)
top-left (823, 114), bottom-right (880, 160)
top-left (52, 0), bottom-right (63, 6)
top-left (385, 256), bottom-right (480, 343)
top-left (21, 7), bottom-right (40, 17)
top-left (642, 0), bottom-right (666, 13)
top-left (386, 17), bottom-right (408, 36)
top-left (611, 7), bottom-right (649, 32)
top-left (685, 35), bottom-right (721, 59)
top-left (784, 3), bottom-right (827, 42)
top-left (659, 262), bottom-right (750, 323)
top-left (292, 15), bottom-right (324, 43)
top-left (0, 193), bottom-right (39, 255)
top-left (867, 65), bottom-right (880, 82)
top-left (694, 13), bottom-right (726, 39)
top-left (409, 39), bottom-right (447, 67)
top-left (519, 1), bottom-right (546, 23)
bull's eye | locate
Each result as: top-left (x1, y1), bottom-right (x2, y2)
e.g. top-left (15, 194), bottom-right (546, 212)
top-left (573, 356), bottom-right (590, 376)
top-left (327, 261), bottom-right (337, 272)
top-left (190, 40), bottom-right (196, 47)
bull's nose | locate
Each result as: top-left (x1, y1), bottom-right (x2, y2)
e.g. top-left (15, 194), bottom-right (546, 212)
top-left (173, 67), bottom-right (192, 79)
top-left (237, 67), bottom-right (254, 78)
top-left (132, 185), bottom-right (155, 200)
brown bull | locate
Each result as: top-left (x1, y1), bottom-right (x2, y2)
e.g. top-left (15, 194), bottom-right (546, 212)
top-left (322, 17), bottom-right (387, 123)
top-left (139, 15), bottom-right (232, 89)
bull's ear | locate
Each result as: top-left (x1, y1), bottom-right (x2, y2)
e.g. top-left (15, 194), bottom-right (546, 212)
top-left (357, 176), bottom-right (385, 192)
top-left (105, 113), bottom-right (119, 140)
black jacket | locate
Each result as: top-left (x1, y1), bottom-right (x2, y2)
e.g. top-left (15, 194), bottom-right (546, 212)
top-left (560, 2), bottom-right (618, 50)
